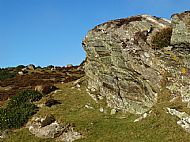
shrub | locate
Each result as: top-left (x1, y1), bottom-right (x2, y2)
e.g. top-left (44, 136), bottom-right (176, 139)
top-left (0, 70), bottom-right (16, 80)
top-left (0, 90), bottom-right (42, 130)
top-left (151, 27), bottom-right (172, 48)
top-left (7, 90), bottom-right (42, 108)
top-left (16, 65), bottom-right (25, 70)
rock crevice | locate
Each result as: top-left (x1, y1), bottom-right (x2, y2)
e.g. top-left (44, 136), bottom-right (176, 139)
top-left (83, 11), bottom-right (190, 114)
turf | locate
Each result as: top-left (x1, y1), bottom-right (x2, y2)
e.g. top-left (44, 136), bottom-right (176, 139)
top-left (2, 78), bottom-right (190, 142)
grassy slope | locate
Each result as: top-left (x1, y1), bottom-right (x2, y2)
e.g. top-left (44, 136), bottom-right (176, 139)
top-left (2, 79), bottom-right (190, 142)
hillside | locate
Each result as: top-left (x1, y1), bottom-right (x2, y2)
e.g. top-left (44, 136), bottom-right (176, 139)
top-left (1, 10), bottom-right (190, 142)
top-left (0, 64), bottom-right (190, 142)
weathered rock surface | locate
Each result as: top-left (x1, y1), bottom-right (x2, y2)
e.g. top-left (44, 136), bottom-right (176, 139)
top-left (83, 11), bottom-right (190, 114)
top-left (167, 108), bottom-right (190, 133)
top-left (83, 14), bottom-right (171, 114)
top-left (171, 11), bottom-right (190, 47)
top-left (27, 115), bottom-right (82, 142)
top-left (27, 115), bottom-right (61, 138)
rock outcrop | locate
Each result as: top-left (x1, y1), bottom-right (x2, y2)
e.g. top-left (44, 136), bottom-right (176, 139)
top-left (171, 11), bottom-right (190, 47)
top-left (83, 11), bottom-right (190, 114)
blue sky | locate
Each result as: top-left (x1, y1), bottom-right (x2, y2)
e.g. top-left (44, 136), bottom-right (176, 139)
top-left (0, 0), bottom-right (190, 68)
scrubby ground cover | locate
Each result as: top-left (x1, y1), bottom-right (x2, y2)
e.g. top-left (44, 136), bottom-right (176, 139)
top-left (0, 69), bottom-right (16, 81)
top-left (0, 90), bottom-right (42, 130)
top-left (2, 78), bottom-right (190, 142)
top-left (0, 65), bottom-right (84, 103)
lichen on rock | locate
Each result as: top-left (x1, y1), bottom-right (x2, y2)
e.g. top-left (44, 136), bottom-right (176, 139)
top-left (83, 14), bottom-right (171, 114)
top-left (83, 11), bottom-right (190, 114)
top-left (171, 11), bottom-right (190, 47)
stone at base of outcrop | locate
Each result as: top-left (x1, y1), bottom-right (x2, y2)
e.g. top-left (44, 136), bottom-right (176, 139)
top-left (0, 130), bottom-right (8, 139)
top-left (56, 128), bottom-right (82, 142)
top-left (27, 115), bottom-right (82, 142)
top-left (167, 108), bottom-right (190, 133)
top-left (134, 110), bottom-right (152, 122)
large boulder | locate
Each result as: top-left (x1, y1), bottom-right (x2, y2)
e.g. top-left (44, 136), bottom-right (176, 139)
top-left (171, 11), bottom-right (190, 47)
top-left (83, 15), bottom-right (172, 114)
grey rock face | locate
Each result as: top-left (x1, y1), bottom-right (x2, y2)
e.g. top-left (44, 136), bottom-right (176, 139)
top-left (27, 115), bottom-right (63, 139)
top-left (27, 115), bottom-right (82, 142)
top-left (83, 11), bottom-right (190, 114)
top-left (83, 15), bottom-right (171, 114)
top-left (167, 108), bottom-right (190, 133)
top-left (171, 11), bottom-right (190, 47)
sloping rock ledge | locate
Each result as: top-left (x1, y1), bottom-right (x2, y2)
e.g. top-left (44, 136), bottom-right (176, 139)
top-left (83, 11), bottom-right (190, 114)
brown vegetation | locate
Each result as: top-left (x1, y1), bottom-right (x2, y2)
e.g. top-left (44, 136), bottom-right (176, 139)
top-left (0, 65), bottom-right (85, 103)
top-left (151, 27), bottom-right (172, 48)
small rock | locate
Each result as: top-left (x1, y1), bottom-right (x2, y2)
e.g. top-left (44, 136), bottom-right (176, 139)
top-left (84, 104), bottom-right (94, 109)
top-left (166, 107), bottom-right (190, 133)
top-left (27, 64), bottom-right (36, 70)
top-left (18, 71), bottom-right (24, 75)
top-left (37, 104), bottom-right (45, 108)
top-left (45, 99), bottom-right (61, 107)
top-left (163, 46), bottom-right (173, 51)
top-left (41, 114), bottom-right (56, 127)
top-left (21, 67), bottom-right (27, 71)
top-left (134, 112), bottom-right (149, 122)
top-left (87, 91), bottom-right (98, 102)
top-left (99, 107), bottom-right (104, 113)
top-left (56, 126), bottom-right (82, 142)
top-left (143, 112), bottom-right (148, 118)
top-left (53, 90), bottom-right (62, 94)
top-left (90, 88), bottom-right (96, 92)
top-left (0, 130), bottom-right (8, 139)
top-left (67, 64), bottom-right (73, 68)
top-left (110, 109), bottom-right (117, 115)
top-left (76, 84), bottom-right (80, 88)
top-left (144, 52), bottom-right (150, 58)
top-left (35, 85), bottom-right (57, 95)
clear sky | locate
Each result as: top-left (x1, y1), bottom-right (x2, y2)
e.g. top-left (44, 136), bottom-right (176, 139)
top-left (0, 0), bottom-right (190, 68)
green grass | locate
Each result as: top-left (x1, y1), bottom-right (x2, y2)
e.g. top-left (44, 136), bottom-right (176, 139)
top-left (3, 78), bottom-right (190, 142)
top-left (0, 128), bottom-right (54, 142)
